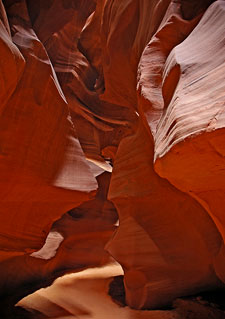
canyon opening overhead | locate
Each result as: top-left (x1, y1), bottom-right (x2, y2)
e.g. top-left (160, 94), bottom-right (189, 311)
top-left (0, 0), bottom-right (225, 318)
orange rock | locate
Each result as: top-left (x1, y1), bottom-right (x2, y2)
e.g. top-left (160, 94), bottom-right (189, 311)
top-left (0, 0), bottom-right (225, 315)
top-left (106, 0), bottom-right (225, 309)
top-left (154, 0), bottom-right (225, 283)
top-left (29, 0), bottom-right (135, 164)
top-left (137, 1), bottom-right (201, 135)
top-left (107, 122), bottom-right (222, 309)
top-left (0, 0), bottom-right (97, 308)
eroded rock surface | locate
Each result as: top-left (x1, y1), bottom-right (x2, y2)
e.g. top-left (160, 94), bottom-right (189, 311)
top-left (105, 0), bottom-right (225, 310)
top-left (0, 0), bottom-right (225, 317)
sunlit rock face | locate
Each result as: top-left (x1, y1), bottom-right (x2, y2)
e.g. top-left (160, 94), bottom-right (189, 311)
top-left (103, 0), bottom-right (225, 310)
top-left (153, 0), bottom-right (225, 287)
top-left (0, 0), bottom-right (225, 316)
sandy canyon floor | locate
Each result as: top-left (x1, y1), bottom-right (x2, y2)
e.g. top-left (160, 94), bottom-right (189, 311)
top-left (18, 264), bottom-right (225, 319)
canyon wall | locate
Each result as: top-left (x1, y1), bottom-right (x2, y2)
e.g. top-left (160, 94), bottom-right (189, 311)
top-left (0, 0), bottom-right (224, 315)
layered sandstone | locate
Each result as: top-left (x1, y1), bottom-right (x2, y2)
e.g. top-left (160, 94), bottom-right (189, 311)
top-left (104, 0), bottom-right (225, 309)
top-left (0, 0), bottom-right (225, 317)
top-left (0, 0), bottom-right (98, 312)
top-left (153, 0), bottom-right (225, 285)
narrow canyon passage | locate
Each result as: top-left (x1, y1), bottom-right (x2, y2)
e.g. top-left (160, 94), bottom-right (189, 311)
top-left (0, 0), bottom-right (225, 318)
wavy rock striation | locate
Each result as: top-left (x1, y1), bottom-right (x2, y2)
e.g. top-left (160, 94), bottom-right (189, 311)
top-left (0, 0), bottom-right (225, 316)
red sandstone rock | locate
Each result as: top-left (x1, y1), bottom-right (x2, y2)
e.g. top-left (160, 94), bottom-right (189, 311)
top-left (106, 0), bottom-right (225, 309)
top-left (0, 0), bottom-right (98, 310)
top-left (99, 0), bottom-right (171, 109)
top-left (28, 0), bottom-right (135, 165)
top-left (0, 0), bottom-right (225, 316)
top-left (153, 0), bottom-right (225, 285)
top-left (107, 122), bottom-right (222, 309)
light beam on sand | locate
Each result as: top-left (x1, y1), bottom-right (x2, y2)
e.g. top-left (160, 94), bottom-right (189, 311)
top-left (18, 264), bottom-right (177, 319)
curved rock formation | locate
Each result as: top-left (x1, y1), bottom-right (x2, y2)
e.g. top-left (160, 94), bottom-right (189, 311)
top-left (154, 0), bottom-right (225, 289)
top-left (105, 0), bottom-right (225, 309)
top-left (0, 0), bottom-right (98, 313)
top-left (0, 0), bottom-right (225, 316)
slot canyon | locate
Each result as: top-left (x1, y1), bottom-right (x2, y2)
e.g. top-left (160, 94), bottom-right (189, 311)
top-left (0, 0), bottom-right (225, 318)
